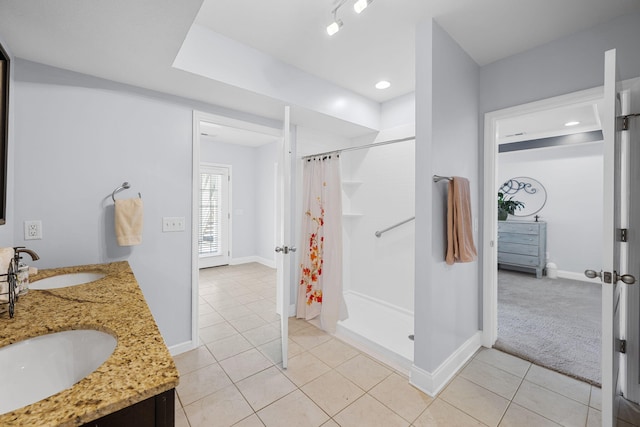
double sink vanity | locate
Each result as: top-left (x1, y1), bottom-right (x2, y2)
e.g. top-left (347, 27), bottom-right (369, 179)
top-left (0, 261), bottom-right (179, 426)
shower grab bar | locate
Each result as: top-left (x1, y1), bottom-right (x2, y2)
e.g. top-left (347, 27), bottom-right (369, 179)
top-left (375, 216), bottom-right (415, 238)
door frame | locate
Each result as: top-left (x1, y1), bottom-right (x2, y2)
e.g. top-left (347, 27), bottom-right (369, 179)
top-left (191, 110), bottom-right (282, 348)
top-left (482, 80), bottom-right (640, 399)
top-left (622, 77), bottom-right (640, 403)
top-left (198, 162), bottom-right (232, 269)
top-left (481, 86), bottom-right (605, 348)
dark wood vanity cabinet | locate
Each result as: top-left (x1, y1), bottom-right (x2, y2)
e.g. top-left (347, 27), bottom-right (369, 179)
top-left (81, 389), bottom-right (174, 427)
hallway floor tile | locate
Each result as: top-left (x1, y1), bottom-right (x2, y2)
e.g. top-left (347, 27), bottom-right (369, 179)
top-left (169, 263), bottom-right (637, 426)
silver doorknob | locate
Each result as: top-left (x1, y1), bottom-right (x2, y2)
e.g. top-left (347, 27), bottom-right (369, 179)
top-left (584, 270), bottom-right (601, 279)
top-left (616, 272), bottom-right (637, 285)
top-left (289, 246), bottom-right (297, 253)
top-left (275, 246), bottom-right (283, 253)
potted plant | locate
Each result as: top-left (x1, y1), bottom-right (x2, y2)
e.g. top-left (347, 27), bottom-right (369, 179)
top-left (498, 192), bottom-right (524, 220)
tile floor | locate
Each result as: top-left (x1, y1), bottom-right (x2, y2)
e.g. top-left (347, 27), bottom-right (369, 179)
top-left (172, 263), bottom-right (640, 426)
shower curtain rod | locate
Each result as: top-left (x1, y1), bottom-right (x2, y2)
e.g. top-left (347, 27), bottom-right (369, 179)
top-left (301, 136), bottom-right (415, 160)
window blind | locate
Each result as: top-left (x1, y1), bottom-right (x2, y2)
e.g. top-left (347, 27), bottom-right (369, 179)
top-left (199, 172), bottom-right (222, 256)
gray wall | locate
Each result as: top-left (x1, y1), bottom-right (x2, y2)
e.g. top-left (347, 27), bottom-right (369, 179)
top-left (199, 139), bottom-right (278, 263)
top-left (10, 59), bottom-right (280, 348)
top-left (499, 142), bottom-right (604, 274)
top-left (479, 13), bottom-right (640, 115)
top-left (255, 142), bottom-right (278, 264)
top-left (415, 20), bottom-right (480, 371)
top-left (200, 140), bottom-right (258, 260)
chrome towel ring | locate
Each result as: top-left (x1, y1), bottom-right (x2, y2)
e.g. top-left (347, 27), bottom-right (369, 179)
top-left (111, 182), bottom-right (142, 202)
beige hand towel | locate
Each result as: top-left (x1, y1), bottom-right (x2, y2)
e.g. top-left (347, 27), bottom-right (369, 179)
top-left (446, 177), bottom-right (477, 265)
top-left (115, 198), bottom-right (144, 246)
top-left (0, 247), bottom-right (15, 302)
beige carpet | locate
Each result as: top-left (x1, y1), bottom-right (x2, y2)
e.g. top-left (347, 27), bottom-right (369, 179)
top-left (495, 270), bottom-right (601, 385)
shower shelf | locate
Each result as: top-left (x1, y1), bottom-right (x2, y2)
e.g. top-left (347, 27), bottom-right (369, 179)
top-left (342, 181), bottom-right (362, 219)
top-left (342, 181), bottom-right (362, 197)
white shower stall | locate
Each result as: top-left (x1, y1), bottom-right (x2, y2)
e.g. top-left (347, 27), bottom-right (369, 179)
top-left (336, 138), bottom-right (416, 372)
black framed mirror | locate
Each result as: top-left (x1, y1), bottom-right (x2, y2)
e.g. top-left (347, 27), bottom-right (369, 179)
top-left (0, 41), bottom-right (8, 225)
top-left (499, 177), bottom-right (547, 217)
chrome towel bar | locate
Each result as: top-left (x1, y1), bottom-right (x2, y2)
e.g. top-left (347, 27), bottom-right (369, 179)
top-left (433, 175), bottom-right (453, 183)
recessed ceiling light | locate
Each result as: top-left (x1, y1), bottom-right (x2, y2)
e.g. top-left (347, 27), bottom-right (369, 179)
top-left (564, 121), bottom-right (580, 127)
top-left (375, 80), bottom-right (391, 90)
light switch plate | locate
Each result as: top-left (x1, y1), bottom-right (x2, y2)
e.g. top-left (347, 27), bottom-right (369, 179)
top-left (162, 217), bottom-right (185, 232)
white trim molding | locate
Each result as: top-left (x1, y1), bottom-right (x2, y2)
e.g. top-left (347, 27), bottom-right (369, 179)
top-left (230, 256), bottom-right (276, 269)
top-left (409, 331), bottom-right (482, 397)
top-left (557, 270), bottom-right (601, 283)
top-left (168, 340), bottom-right (196, 356)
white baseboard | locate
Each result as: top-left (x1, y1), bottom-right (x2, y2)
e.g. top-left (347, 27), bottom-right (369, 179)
top-left (410, 331), bottom-right (482, 397)
top-left (230, 256), bottom-right (276, 269)
top-left (168, 340), bottom-right (196, 356)
top-left (557, 270), bottom-right (600, 283)
top-left (289, 303), bottom-right (296, 317)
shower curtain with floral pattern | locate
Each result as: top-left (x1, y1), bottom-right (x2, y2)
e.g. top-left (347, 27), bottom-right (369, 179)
top-left (296, 154), bottom-right (347, 332)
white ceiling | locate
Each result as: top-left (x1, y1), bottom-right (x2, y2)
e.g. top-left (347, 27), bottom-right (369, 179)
top-left (0, 0), bottom-right (638, 137)
top-left (498, 101), bottom-right (603, 144)
top-left (195, 0), bottom-right (640, 102)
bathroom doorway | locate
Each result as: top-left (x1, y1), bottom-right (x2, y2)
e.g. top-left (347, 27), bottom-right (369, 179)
top-left (191, 110), bottom-right (291, 366)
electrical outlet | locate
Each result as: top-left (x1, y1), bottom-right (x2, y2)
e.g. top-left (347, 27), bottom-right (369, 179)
top-left (162, 216), bottom-right (185, 232)
top-left (24, 220), bottom-right (42, 240)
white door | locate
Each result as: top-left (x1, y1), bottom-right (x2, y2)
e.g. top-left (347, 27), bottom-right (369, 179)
top-left (275, 106), bottom-right (293, 368)
top-left (625, 78), bottom-right (640, 403)
top-left (595, 48), bottom-right (637, 426)
top-left (198, 164), bottom-right (230, 269)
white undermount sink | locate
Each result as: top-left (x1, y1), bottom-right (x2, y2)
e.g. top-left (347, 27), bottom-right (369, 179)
top-left (0, 329), bottom-right (117, 415)
top-left (30, 272), bottom-right (106, 290)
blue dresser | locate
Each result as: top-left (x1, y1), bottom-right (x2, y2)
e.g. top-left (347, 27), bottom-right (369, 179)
top-left (497, 221), bottom-right (547, 278)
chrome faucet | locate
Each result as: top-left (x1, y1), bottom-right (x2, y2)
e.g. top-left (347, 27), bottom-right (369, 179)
top-left (1, 247), bottom-right (41, 318)
top-left (2, 247), bottom-right (39, 319)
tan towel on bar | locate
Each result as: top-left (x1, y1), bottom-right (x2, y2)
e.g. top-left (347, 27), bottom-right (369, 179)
top-left (115, 198), bottom-right (144, 246)
top-left (446, 177), bottom-right (477, 265)
top-left (0, 247), bottom-right (15, 302)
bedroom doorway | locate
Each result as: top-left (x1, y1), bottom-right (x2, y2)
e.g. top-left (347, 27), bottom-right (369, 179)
top-left (495, 139), bottom-right (603, 384)
top-left (482, 86), bottom-right (607, 385)
top-left (483, 73), bottom-right (640, 415)
top-left (190, 110), bottom-right (289, 366)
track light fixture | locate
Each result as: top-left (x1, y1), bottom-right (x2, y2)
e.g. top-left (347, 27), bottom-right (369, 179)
top-left (326, 9), bottom-right (343, 36)
top-left (353, 0), bottom-right (373, 14)
top-left (326, 0), bottom-right (374, 36)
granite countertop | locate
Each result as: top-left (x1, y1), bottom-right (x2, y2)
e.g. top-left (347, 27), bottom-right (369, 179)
top-left (0, 261), bottom-right (179, 426)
